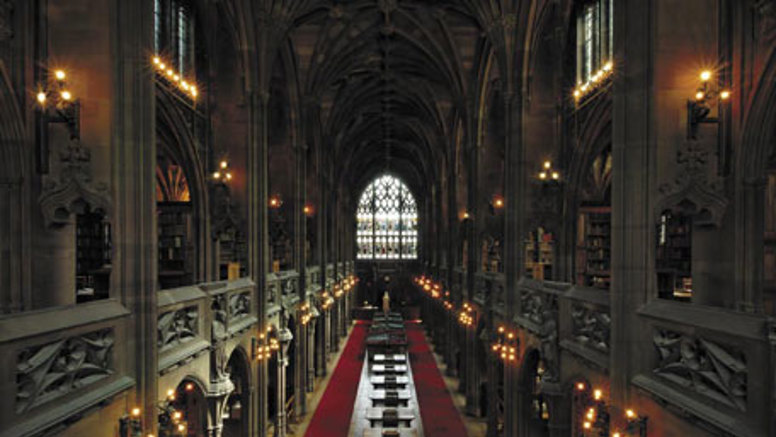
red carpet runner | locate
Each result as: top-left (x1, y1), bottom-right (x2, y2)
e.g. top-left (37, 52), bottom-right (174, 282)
top-left (406, 322), bottom-right (468, 437)
top-left (305, 322), bottom-right (368, 437)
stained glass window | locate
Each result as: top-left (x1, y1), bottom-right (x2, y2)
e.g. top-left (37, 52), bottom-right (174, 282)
top-left (357, 175), bottom-right (418, 260)
top-left (577, 0), bottom-right (614, 84)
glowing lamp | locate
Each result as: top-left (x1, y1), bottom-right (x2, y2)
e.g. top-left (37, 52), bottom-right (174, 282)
top-left (54, 70), bottom-right (66, 81)
top-left (700, 70), bottom-right (712, 82)
top-left (60, 90), bottom-right (72, 101)
top-left (36, 92), bottom-right (46, 104)
top-left (720, 90), bottom-right (731, 100)
top-left (131, 407), bottom-right (141, 416)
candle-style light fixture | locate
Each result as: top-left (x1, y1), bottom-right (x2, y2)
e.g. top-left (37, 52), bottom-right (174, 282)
top-left (269, 194), bottom-right (283, 209)
top-left (538, 160), bottom-right (561, 182)
top-left (573, 61), bottom-right (614, 103)
top-left (253, 325), bottom-right (280, 361)
top-left (121, 383), bottom-right (194, 437)
top-left (687, 69), bottom-right (731, 140)
top-left (212, 160), bottom-right (233, 182)
top-left (492, 324), bottom-right (518, 363)
top-left (36, 68), bottom-right (81, 172)
top-left (152, 55), bottom-right (199, 100)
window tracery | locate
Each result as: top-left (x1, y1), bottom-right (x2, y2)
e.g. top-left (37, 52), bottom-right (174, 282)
top-left (357, 175), bottom-right (417, 260)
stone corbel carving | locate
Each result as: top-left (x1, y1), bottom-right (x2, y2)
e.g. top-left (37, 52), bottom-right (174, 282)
top-left (658, 142), bottom-right (727, 227)
top-left (39, 140), bottom-right (111, 227)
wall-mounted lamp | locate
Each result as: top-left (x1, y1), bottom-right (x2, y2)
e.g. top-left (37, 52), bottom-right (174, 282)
top-left (490, 195), bottom-right (505, 212)
top-left (687, 70), bottom-right (731, 140)
top-left (538, 160), bottom-right (561, 182)
top-left (212, 160), bottom-right (233, 182)
top-left (269, 194), bottom-right (283, 209)
top-left (36, 69), bottom-right (81, 173)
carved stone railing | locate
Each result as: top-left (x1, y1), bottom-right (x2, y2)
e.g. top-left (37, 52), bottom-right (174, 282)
top-left (0, 301), bottom-right (134, 437)
top-left (473, 272), bottom-right (506, 313)
top-left (514, 279), bottom-right (569, 334)
top-left (202, 278), bottom-right (257, 340)
top-left (306, 265), bottom-right (321, 295)
top-left (632, 300), bottom-right (771, 437)
top-left (157, 279), bottom-right (257, 373)
top-left (558, 285), bottom-right (610, 371)
top-left (157, 285), bottom-right (211, 372)
top-left (267, 270), bottom-right (299, 313)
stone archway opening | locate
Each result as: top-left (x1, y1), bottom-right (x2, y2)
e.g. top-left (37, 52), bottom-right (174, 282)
top-left (223, 349), bottom-right (250, 437)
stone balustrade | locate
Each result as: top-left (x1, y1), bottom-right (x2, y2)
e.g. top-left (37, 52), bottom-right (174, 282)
top-left (0, 300), bottom-right (134, 437)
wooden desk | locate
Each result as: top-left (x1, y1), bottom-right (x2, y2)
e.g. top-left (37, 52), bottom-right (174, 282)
top-left (362, 428), bottom-right (419, 437)
top-left (365, 408), bottom-right (415, 428)
top-left (372, 354), bottom-right (407, 363)
top-left (369, 389), bottom-right (411, 407)
top-left (370, 375), bottom-right (410, 388)
top-left (371, 364), bottom-right (408, 374)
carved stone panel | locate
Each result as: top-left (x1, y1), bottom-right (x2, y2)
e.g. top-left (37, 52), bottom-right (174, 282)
top-left (16, 328), bottom-right (114, 413)
top-left (570, 304), bottom-right (610, 353)
top-left (229, 290), bottom-right (251, 320)
top-left (158, 306), bottom-right (198, 351)
top-left (653, 329), bottom-right (747, 411)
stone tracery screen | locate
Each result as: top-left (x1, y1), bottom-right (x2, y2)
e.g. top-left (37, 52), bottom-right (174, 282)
top-left (357, 175), bottom-right (418, 260)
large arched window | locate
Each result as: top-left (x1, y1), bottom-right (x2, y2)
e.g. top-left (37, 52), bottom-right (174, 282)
top-left (357, 175), bottom-right (418, 260)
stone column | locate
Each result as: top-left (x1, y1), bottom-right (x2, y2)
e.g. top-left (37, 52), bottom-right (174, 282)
top-left (316, 310), bottom-right (327, 377)
top-left (503, 88), bottom-right (525, 437)
top-left (276, 327), bottom-right (293, 437)
top-left (34, 221), bottom-right (76, 308)
top-left (307, 311), bottom-right (317, 392)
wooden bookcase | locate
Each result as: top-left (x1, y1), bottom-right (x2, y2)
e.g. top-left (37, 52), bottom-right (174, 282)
top-left (158, 202), bottom-right (194, 289)
top-left (576, 206), bottom-right (611, 289)
top-left (655, 212), bottom-right (692, 301)
top-left (76, 211), bottom-right (111, 303)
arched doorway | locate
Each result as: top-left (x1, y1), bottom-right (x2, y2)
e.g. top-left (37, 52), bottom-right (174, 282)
top-left (164, 378), bottom-right (208, 436)
top-left (520, 350), bottom-right (550, 437)
top-left (223, 349), bottom-right (250, 437)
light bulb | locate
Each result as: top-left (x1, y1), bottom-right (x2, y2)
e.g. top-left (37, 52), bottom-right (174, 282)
top-left (54, 70), bottom-right (66, 81)
top-left (700, 70), bottom-right (712, 82)
top-left (60, 90), bottom-right (72, 101)
top-left (720, 90), bottom-right (731, 100)
top-left (220, 160), bottom-right (228, 169)
top-left (543, 161), bottom-right (552, 169)
top-left (36, 92), bottom-right (46, 104)
top-left (695, 91), bottom-right (705, 101)
top-left (152, 56), bottom-right (160, 64)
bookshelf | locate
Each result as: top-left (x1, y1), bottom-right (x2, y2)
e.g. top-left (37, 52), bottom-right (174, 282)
top-left (75, 211), bottom-right (111, 303)
top-left (576, 206), bottom-right (611, 289)
top-left (656, 212), bottom-right (692, 301)
top-left (158, 202), bottom-right (194, 289)
top-left (525, 229), bottom-right (554, 280)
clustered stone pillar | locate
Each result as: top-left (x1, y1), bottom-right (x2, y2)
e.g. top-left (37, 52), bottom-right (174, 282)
top-left (276, 326), bottom-right (293, 437)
